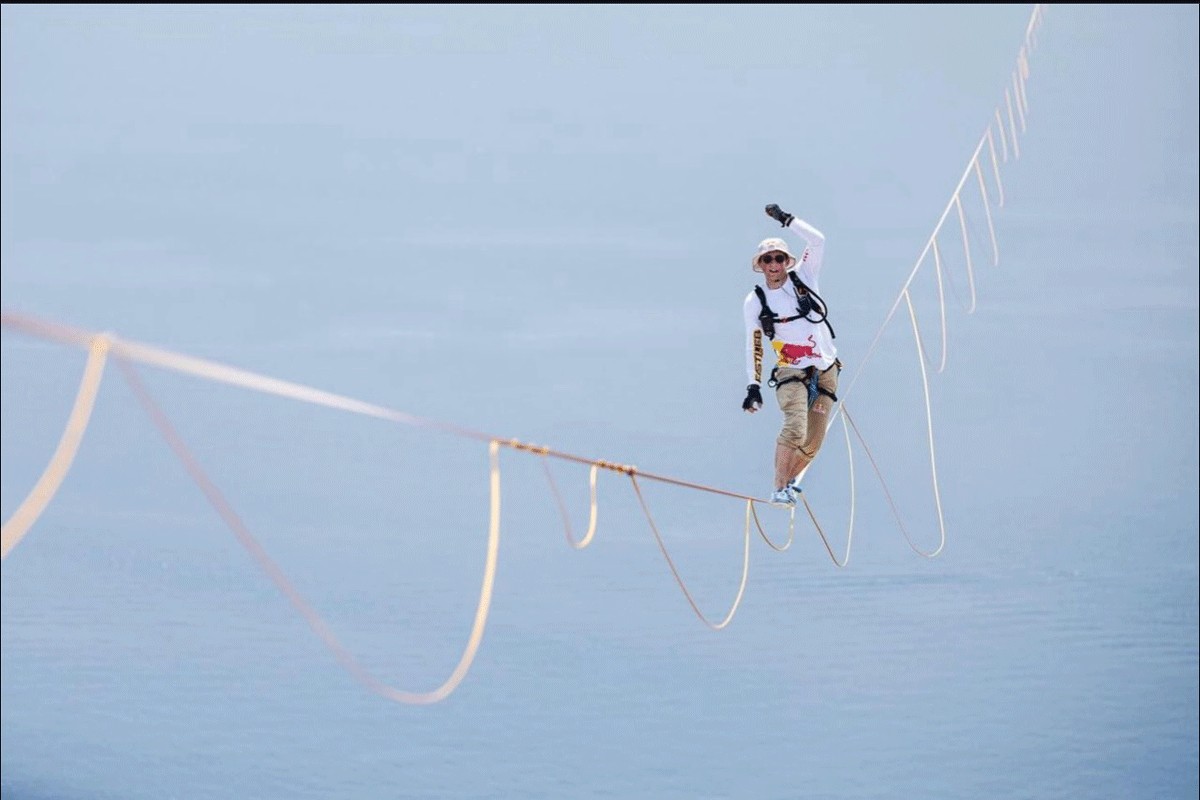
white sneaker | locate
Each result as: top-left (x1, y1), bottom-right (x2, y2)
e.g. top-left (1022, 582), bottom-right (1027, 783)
top-left (787, 479), bottom-right (803, 497)
top-left (769, 487), bottom-right (795, 506)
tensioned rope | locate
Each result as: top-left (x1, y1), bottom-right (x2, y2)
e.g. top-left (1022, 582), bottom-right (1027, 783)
top-left (1, 4), bottom-right (1045, 704)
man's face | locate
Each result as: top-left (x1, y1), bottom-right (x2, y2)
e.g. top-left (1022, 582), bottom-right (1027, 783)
top-left (758, 251), bottom-right (791, 280)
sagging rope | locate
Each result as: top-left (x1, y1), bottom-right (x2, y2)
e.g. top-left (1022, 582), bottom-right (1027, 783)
top-left (120, 358), bottom-right (501, 705)
top-left (1, 334), bottom-right (110, 560)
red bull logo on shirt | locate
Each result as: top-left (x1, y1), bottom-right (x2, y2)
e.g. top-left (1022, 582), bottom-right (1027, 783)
top-left (775, 335), bottom-right (821, 365)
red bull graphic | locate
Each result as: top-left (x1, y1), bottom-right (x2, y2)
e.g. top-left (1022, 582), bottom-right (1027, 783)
top-left (775, 335), bottom-right (822, 365)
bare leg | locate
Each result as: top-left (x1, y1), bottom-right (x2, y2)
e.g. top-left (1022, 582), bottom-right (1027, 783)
top-left (786, 450), bottom-right (812, 486)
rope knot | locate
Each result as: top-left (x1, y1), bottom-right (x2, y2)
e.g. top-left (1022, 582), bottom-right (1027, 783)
top-left (504, 438), bottom-right (548, 456)
top-left (594, 459), bottom-right (636, 475)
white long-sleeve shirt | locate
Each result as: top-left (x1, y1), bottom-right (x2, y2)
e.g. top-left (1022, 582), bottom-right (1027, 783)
top-left (743, 217), bottom-right (837, 385)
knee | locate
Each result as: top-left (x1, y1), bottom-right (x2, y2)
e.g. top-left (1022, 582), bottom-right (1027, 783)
top-left (777, 422), bottom-right (806, 451)
top-left (797, 440), bottom-right (820, 460)
top-left (797, 400), bottom-right (834, 459)
top-left (777, 432), bottom-right (804, 451)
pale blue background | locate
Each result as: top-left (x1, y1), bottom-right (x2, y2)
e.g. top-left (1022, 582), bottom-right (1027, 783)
top-left (3, 5), bottom-right (1197, 799)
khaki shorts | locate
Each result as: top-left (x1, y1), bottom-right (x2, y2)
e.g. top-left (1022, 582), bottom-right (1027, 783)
top-left (774, 361), bottom-right (841, 457)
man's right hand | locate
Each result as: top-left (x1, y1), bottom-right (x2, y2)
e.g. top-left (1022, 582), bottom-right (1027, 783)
top-left (742, 384), bottom-right (763, 413)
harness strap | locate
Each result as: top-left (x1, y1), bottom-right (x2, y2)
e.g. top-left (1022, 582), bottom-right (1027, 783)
top-left (755, 272), bottom-right (837, 341)
top-left (789, 272), bottom-right (837, 340)
top-left (766, 366), bottom-right (807, 390)
top-left (753, 285), bottom-right (776, 340)
top-left (768, 364), bottom-right (841, 408)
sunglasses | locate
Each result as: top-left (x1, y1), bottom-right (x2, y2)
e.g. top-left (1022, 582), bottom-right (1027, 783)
top-left (759, 253), bottom-right (790, 265)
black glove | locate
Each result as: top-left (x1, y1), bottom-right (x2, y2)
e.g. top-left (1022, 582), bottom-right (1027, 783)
top-left (742, 383), bottom-right (763, 411)
top-left (765, 204), bottom-right (794, 228)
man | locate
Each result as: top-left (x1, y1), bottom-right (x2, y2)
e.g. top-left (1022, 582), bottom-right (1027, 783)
top-left (742, 204), bottom-right (841, 506)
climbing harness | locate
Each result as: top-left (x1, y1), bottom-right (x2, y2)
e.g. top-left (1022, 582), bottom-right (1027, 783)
top-left (767, 360), bottom-right (842, 408)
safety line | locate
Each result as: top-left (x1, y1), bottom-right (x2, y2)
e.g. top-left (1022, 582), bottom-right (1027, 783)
top-left (902, 290), bottom-right (947, 558)
top-left (629, 475), bottom-right (752, 631)
top-left (786, 407), bottom-right (859, 567)
top-left (540, 458), bottom-right (600, 549)
top-left (931, 238), bottom-right (949, 373)
top-left (842, 407), bottom-right (938, 559)
top-left (750, 499), bottom-right (796, 553)
top-left (118, 357), bottom-right (502, 705)
top-left (1, 334), bottom-right (110, 559)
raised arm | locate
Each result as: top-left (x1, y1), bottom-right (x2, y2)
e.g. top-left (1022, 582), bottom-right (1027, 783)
top-left (766, 204), bottom-right (826, 279)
